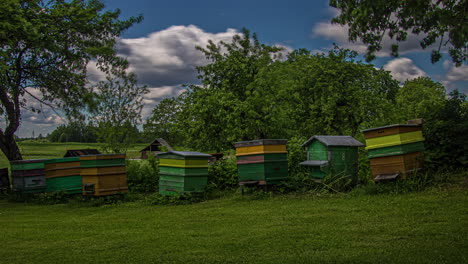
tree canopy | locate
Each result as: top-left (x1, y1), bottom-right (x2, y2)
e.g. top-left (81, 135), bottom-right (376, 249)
top-left (0, 0), bottom-right (142, 160)
top-left (329, 0), bottom-right (467, 65)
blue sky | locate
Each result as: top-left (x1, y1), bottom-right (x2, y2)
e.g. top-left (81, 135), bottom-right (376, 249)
top-left (14, 0), bottom-right (468, 137)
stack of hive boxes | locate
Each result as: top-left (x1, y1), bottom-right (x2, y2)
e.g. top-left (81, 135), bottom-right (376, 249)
top-left (235, 139), bottom-right (288, 185)
top-left (80, 154), bottom-right (128, 196)
top-left (10, 159), bottom-right (47, 193)
top-left (44, 157), bottom-right (82, 194)
top-left (158, 151), bottom-right (211, 196)
top-left (361, 124), bottom-right (425, 181)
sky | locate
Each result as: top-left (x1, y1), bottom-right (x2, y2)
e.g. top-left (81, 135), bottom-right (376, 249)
top-left (11, 0), bottom-right (468, 138)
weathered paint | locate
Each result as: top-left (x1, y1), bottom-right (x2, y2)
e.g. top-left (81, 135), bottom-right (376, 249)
top-left (46, 175), bottom-right (82, 194)
top-left (80, 158), bottom-right (126, 168)
top-left (159, 158), bottom-right (208, 168)
top-left (159, 166), bottom-right (208, 176)
top-left (367, 141), bottom-right (425, 158)
top-left (80, 154), bottom-right (126, 161)
top-left (365, 131), bottom-right (424, 150)
top-left (370, 152), bottom-right (424, 179)
top-left (82, 173), bottom-right (128, 196)
top-left (10, 159), bottom-right (47, 193)
top-left (80, 166), bottom-right (126, 176)
top-left (307, 140), bottom-right (328, 160)
top-left (45, 167), bottom-right (81, 178)
top-left (159, 174), bottom-right (208, 193)
top-left (236, 153), bottom-right (288, 165)
top-left (362, 124), bottom-right (422, 139)
top-left (236, 144), bottom-right (287, 156)
top-left (237, 161), bottom-right (288, 184)
top-left (10, 159), bottom-right (47, 171)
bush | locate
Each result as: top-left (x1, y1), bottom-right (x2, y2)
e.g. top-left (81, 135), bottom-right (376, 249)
top-left (126, 156), bottom-right (159, 193)
top-left (287, 136), bottom-right (307, 176)
top-left (423, 90), bottom-right (468, 170)
top-left (207, 152), bottom-right (238, 191)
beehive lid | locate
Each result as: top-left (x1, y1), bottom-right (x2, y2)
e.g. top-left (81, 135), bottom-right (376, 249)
top-left (80, 154), bottom-right (126, 160)
top-left (157, 151), bottom-right (211, 158)
top-left (361, 124), bottom-right (420, 133)
top-left (235, 139), bottom-right (288, 148)
top-left (44, 157), bottom-right (80, 164)
top-left (299, 160), bottom-right (329, 167)
top-left (10, 159), bottom-right (48, 164)
top-left (301, 136), bottom-right (364, 147)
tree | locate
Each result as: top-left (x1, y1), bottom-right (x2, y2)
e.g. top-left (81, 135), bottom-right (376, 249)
top-left (0, 0), bottom-right (142, 160)
top-left (178, 29), bottom-right (282, 151)
top-left (90, 73), bottom-right (148, 153)
top-left (47, 121), bottom-right (97, 143)
top-left (330, 0), bottom-right (467, 65)
top-left (396, 77), bottom-right (446, 121)
top-left (144, 97), bottom-right (183, 145)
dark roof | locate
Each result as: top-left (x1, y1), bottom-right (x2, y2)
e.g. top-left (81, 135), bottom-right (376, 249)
top-left (158, 151), bottom-right (211, 157)
top-left (235, 139), bottom-right (287, 148)
top-left (299, 160), bottom-right (329, 167)
top-left (64, 149), bottom-right (101, 157)
top-left (301, 136), bottom-right (364, 147)
top-left (361, 124), bottom-right (421, 133)
top-left (140, 138), bottom-right (174, 152)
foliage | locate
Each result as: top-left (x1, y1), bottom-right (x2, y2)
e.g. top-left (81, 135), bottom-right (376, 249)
top-left (90, 73), bottom-right (148, 153)
top-left (207, 154), bottom-right (238, 191)
top-left (0, 0), bottom-right (142, 160)
top-left (126, 156), bottom-right (159, 193)
top-left (396, 77), bottom-right (446, 121)
top-left (423, 90), bottom-right (468, 169)
top-left (143, 97), bottom-right (183, 145)
top-left (177, 28), bottom-right (283, 151)
top-left (330, 0), bottom-right (467, 65)
top-left (47, 121), bottom-right (97, 143)
top-left (286, 136), bottom-right (307, 176)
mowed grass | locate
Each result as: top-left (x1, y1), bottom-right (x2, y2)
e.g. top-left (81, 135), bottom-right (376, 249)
top-left (0, 187), bottom-right (467, 263)
top-left (0, 141), bottom-right (147, 168)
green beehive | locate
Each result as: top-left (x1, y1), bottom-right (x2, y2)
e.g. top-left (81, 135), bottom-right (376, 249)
top-left (10, 159), bottom-right (47, 193)
top-left (235, 139), bottom-right (288, 185)
top-left (44, 157), bottom-right (82, 194)
top-left (300, 136), bottom-right (364, 183)
top-left (157, 151), bottom-right (210, 196)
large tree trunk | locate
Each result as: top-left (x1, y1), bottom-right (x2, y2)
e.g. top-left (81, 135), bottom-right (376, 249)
top-left (0, 132), bottom-right (23, 161)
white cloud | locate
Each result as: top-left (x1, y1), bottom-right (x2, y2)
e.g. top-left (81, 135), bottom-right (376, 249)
top-left (383, 58), bottom-right (427, 83)
top-left (439, 60), bottom-right (468, 92)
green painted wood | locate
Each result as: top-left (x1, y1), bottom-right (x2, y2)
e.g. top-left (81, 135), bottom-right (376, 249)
top-left (307, 141), bottom-right (328, 160)
top-left (328, 146), bottom-right (359, 182)
top-left (157, 152), bottom-right (210, 160)
top-left (10, 160), bottom-right (46, 171)
top-left (12, 175), bottom-right (46, 193)
top-left (80, 158), bottom-right (126, 168)
top-left (159, 166), bottom-right (208, 176)
top-left (46, 175), bottom-right (82, 194)
top-left (159, 175), bottom-right (207, 191)
top-left (367, 141), bottom-right (425, 158)
top-left (44, 157), bottom-right (79, 164)
top-left (237, 161), bottom-right (288, 184)
top-left (236, 153), bottom-right (288, 161)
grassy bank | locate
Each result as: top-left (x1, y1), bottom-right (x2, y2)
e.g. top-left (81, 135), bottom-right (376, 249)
top-left (0, 186), bottom-right (467, 263)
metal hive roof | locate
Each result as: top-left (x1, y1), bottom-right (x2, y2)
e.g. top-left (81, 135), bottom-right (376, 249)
top-left (301, 135), bottom-right (364, 147)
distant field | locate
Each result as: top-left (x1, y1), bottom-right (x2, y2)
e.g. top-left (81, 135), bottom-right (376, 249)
top-left (0, 141), bottom-right (147, 168)
top-left (0, 186), bottom-right (467, 263)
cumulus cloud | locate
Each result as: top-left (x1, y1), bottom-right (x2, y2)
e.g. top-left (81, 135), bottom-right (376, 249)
top-left (383, 58), bottom-right (427, 83)
top-left (439, 60), bottom-right (468, 92)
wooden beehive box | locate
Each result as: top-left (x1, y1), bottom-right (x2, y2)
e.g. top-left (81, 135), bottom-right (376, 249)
top-left (235, 139), bottom-right (288, 185)
top-left (80, 154), bottom-right (128, 196)
top-left (44, 157), bottom-right (82, 194)
top-left (10, 159), bottom-right (47, 193)
top-left (157, 151), bottom-right (210, 196)
top-left (300, 136), bottom-right (364, 182)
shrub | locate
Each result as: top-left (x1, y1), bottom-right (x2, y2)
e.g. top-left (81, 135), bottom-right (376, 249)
top-left (126, 156), bottom-right (159, 193)
top-left (207, 151), bottom-right (238, 191)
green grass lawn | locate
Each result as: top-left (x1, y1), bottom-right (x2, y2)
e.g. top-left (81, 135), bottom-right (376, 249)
top-left (0, 141), bottom-right (147, 168)
top-left (0, 187), bottom-right (467, 263)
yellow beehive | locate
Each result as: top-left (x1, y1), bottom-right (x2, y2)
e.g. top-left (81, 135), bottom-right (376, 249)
top-left (81, 166), bottom-right (126, 176)
top-left (82, 173), bottom-right (128, 196)
top-left (159, 158), bottom-right (208, 168)
top-left (365, 131), bottom-right (424, 150)
top-left (236, 144), bottom-right (287, 156)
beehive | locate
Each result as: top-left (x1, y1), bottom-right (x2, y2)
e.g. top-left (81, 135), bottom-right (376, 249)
top-left (158, 151), bottom-right (210, 196)
top-left (10, 159), bottom-right (47, 193)
top-left (45, 157), bottom-right (82, 194)
top-left (362, 124), bottom-right (425, 181)
top-left (299, 136), bottom-right (364, 183)
top-left (80, 154), bottom-right (128, 196)
top-left (235, 139), bottom-right (288, 185)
